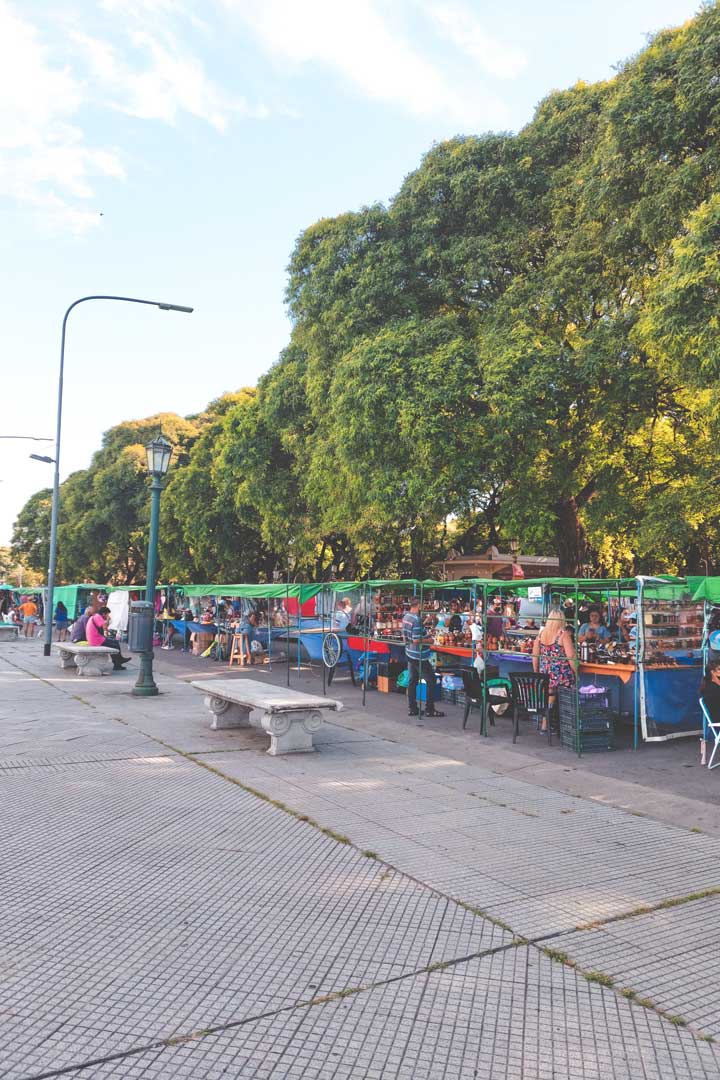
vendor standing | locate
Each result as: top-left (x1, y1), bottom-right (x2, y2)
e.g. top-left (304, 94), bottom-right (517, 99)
top-left (402, 599), bottom-right (444, 719)
top-left (332, 598), bottom-right (353, 631)
top-left (486, 596), bottom-right (504, 642)
top-left (578, 608), bottom-right (611, 645)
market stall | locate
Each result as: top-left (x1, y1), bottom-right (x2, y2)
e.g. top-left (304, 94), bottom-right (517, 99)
top-left (462, 575), bottom-right (704, 746)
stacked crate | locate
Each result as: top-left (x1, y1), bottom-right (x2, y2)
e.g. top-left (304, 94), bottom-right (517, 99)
top-left (558, 688), bottom-right (613, 752)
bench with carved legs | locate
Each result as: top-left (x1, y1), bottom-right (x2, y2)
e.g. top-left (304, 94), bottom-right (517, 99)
top-left (54, 643), bottom-right (117, 676)
top-left (191, 678), bottom-right (343, 755)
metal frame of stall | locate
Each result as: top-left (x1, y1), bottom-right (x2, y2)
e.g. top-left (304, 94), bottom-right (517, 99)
top-left (317, 578), bottom-right (464, 711)
top-left (178, 583), bottom-right (327, 678)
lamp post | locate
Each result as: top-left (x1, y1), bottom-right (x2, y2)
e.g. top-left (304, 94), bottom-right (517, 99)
top-left (132, 434), bottom-right (173, 697)
top-left (43, 295), bottom-right (193, 657)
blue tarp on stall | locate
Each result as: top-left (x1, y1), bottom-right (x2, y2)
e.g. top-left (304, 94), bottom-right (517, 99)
top-left (641, 665), bottom-right (703, 738)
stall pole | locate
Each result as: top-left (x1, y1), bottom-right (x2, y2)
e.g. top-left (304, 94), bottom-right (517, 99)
top-left (574, 582), bottom-right (581, 758)
top-left (633, 578), bottom-right (641, 750)
top-left (286, 579), bottom-right (291, 687)
top-left (473, 583), bottom-right (486, 736)
top-left (483, 582), bottom-right (491, 736)
top-left (418, 580), bottom-right (426, 719)
top-left (362, 579), bottom-right (370, 708)
top-left (267, 594), bottom-right (272, 671)
top-left (322, 583), bottom-right (327, 696)
top-left (297, 592), bottom-right (302, 677)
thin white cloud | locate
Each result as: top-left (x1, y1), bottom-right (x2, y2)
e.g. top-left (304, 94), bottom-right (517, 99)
top-left (72, 29), bottom-right (267, 131)
top-left (424, 1), bottom-right (527, 79)
top-left (0, 0), bottom-right (123, 232)
top-left (0, 0), bottom-right (524, 231)
top-left (0, 0), bottom-right (267, 232)
top-left (226, 0), bottom-right (512, 127)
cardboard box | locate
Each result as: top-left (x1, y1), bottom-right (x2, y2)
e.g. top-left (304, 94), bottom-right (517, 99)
top-left (377, 675), bottom-right (397, 694)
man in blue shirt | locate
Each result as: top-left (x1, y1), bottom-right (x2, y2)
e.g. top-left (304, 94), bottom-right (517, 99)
top-left (402, 599), bottom-right (444, 718)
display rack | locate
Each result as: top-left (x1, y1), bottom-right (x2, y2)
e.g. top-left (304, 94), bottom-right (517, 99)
top-left (640, 598), bottom-right (703, 663)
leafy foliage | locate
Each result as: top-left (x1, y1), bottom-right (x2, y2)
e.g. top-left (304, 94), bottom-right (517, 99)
top-left (12, 5), bottom-right (720, 579)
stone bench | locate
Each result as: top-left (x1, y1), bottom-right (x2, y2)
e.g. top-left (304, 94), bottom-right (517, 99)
top-left (0, 623), bottom-right (19, 641)
top-left (54, 643), bottom-right (117, 676)
top-left (191, 678), bottom-right (343, 755)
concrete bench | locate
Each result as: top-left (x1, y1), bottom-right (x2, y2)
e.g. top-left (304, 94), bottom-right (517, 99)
top-left (54, 643), bottom-right (116, 676)
top-left (191, 678), bottom-right (343, 755)
top-left (0, 623), bottom-right (19, 641)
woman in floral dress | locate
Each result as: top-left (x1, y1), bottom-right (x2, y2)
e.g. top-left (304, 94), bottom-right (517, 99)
top-left (532, 608), bottom-right (576, 730)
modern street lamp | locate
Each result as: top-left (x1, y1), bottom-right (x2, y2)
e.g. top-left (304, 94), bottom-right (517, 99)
top-left (132, 434), bottom-right (173, 697)
top-left (43, 295), bottom-right (193, 657)
top-left (29, 454), bottom-right (55, 464)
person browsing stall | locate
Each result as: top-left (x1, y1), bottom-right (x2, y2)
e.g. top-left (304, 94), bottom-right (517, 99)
top-left (18, 596), bottom-right (38, 638)
top-left (402, 599), bottom-right (444, 718)
top-left (701, 656), bottom-right (720, 725)
top-left (532, 608), bottom-right (576, 730)
top-left (54, 601), bottom-right (69, 642)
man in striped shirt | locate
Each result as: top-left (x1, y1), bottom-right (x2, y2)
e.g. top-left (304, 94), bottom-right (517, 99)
top-left (402, 599), bottom-right (444, 718)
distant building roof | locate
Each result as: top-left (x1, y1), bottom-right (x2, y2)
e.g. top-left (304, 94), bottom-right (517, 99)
top-left (432, 546), bottom-right (560, 581)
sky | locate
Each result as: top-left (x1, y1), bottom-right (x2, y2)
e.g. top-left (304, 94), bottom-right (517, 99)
top-left (0, 0), bottom-right (704, 545)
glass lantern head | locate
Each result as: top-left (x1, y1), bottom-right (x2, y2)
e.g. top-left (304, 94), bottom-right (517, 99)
top-left (146, 434), bottom-right (173, 477)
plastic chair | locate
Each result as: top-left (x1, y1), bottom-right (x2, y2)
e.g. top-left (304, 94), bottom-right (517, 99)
top-left (700, 698), bottom-right (720, 769)
top-left (461, 668), bottom-right (509, 737)
top-left (509, 672), bottom-right (551, 744)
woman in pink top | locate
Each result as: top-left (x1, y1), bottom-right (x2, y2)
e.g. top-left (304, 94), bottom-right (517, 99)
top-left (87, 606), bottom-right (131, 670)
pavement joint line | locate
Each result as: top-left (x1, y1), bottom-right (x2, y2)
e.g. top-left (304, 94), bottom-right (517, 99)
top-left (7, 655), bottom-right (720, 1061)
top-left (0, 753), bottom-right (176, 770)
top-left (533, 943), bottom-right (711, 1040)
top-left (568, 885), bottom-right (720, 931)
top-left (20, 940), bottom-right (522, 1080)
top-left (92, 722), bottom-right (720, 1050)
top-left (165, 746), bottom-right (720, 1049)
top-left (14, 664), bottom-right (522, 938)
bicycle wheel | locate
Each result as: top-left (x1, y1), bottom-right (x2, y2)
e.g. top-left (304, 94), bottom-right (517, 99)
top-left (322, 632), bottom-right (342, 669)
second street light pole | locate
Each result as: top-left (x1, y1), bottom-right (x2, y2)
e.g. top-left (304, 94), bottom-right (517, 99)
top-left (136, 472), bottom-right (162, 694)
top-left (43, 295), bottom-right (193, 657)
top-left (132, 435), bottom-right (172, 697)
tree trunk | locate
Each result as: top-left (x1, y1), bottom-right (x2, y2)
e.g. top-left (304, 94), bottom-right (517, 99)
top-left (554, 496), bottom-right (587, 576)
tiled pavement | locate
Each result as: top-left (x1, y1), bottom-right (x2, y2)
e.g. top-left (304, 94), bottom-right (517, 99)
top-left (2, 642), bottom-right (720, 1078)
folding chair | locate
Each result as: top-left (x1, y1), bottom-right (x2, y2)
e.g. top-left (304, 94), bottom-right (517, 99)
top-left (700, 698), bottom-right (720, 769)
top-left (509, 672), bottom-right (551, 745)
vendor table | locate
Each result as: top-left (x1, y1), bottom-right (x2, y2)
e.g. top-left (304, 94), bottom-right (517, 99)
top-left (170, 619), bottom-right (217, 635)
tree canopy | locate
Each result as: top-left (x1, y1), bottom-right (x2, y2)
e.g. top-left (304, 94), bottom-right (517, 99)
top-left (12, 4), bottom-right (720, 581)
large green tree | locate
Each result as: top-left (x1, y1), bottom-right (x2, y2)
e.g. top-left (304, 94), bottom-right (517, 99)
top-left (11, 489), bottom-right (52, 575)
top-left (13, 4), bottom-right (720, 581)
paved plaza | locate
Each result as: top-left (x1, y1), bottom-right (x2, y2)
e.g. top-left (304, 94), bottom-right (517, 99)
top-left (2, 639), bottom-right (720, 1078)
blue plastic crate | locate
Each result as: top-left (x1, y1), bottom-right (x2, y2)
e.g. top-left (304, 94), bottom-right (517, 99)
top-left (416, 679), bottom-right (436, 703)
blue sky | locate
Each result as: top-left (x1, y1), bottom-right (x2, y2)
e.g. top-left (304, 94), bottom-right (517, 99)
top-left (0, 0), bottom-right (704, 545)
